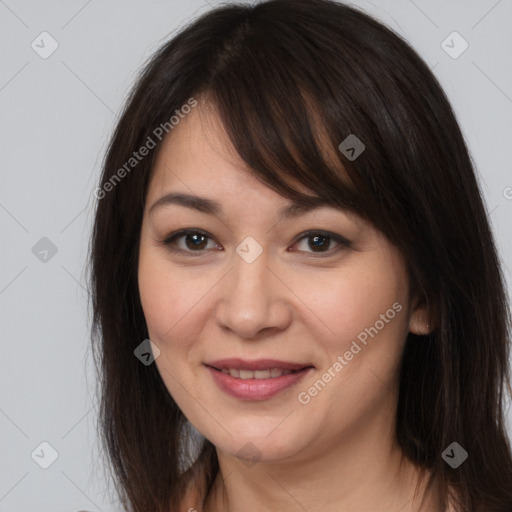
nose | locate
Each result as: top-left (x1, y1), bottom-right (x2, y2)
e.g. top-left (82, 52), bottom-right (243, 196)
top-left (214, 248), bottom-right (293, 339)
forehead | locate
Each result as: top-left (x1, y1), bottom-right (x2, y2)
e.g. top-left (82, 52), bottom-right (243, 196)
top-left (154, 102), bottom-right (244, 170)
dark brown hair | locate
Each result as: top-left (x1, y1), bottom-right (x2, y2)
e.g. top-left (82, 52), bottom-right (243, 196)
top-left (88, 0), bottom-right (512, 510)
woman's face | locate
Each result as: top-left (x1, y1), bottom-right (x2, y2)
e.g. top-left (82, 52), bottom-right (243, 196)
top-left (138, 104), bottom-right (428, 464)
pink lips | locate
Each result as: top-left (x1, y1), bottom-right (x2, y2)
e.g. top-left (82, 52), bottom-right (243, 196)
top-left (204, 358), bottom-right (314, 401)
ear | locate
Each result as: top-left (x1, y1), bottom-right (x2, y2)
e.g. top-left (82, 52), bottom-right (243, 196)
top-left (408, 295), bottom-right (433, 335)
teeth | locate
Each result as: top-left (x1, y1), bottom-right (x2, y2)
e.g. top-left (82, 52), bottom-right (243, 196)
top-left (221, 368), bottom-right (294, 379)
top-left (239, 369), bottom-right (254, 379)
top-left (270, 368), bottom-right (284, 378)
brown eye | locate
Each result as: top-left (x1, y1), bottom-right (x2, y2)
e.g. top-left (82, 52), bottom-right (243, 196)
top-left (183, 233), bottom-right (208, 250)
top-left (163, 229), bottom-right (221, 255)
top-left (307, 234), bottom-right (331, 252)
top-left (292, 230), bottom-right (351, 256)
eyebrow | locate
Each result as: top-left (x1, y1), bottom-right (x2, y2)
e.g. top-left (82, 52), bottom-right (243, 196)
top-left (148, 192), bottom-right (342, 221)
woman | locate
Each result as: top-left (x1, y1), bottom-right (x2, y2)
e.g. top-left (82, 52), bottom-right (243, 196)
top-left (88, 0), bottom-right (512, 510)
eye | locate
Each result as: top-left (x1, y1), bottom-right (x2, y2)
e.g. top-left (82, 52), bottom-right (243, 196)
top-left (162, 229), bottom-right (350, 257)
top-left (291, 230), bottom-right (351, 256)
top-left (162, 229), bottom-right (221, 256)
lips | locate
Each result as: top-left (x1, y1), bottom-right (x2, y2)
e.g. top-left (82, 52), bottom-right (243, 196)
top-left (204, 358), bottom-right (314, 400)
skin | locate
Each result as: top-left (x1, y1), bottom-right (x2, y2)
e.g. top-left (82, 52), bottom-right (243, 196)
top-left (138, 100), bottom-right (438, 512)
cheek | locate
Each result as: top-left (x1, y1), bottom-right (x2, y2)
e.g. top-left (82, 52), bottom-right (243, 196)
top-left (137, 250), bottom-right (206, 404)
top-left (138, 248), bottom-right (197, 340)
top-left (295, 252), bottom-right (410, 415)
top-left (138, 255), bottom-right (174, 340)
top-left (301, 260), bottom-right (408, 352)
top-left (137, 247), bottom-right (220, 368)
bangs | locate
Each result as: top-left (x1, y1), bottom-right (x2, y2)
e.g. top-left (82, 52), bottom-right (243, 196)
top-left (198, 25), bottom-right (372, 219)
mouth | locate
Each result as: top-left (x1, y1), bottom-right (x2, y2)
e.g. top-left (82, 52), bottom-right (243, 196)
top-left (204, 358), bottom-right (315, 400)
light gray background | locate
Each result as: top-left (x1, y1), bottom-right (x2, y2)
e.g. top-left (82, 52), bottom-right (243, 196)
top-left (1, 0), bottom-right (511, 510)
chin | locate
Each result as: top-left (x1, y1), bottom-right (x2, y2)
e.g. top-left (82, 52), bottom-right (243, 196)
top-left (203, 419), bottom-right (311, 464)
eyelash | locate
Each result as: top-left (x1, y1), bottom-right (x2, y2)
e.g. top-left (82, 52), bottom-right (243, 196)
top-left (161, 229), bottom-right (351, 258)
